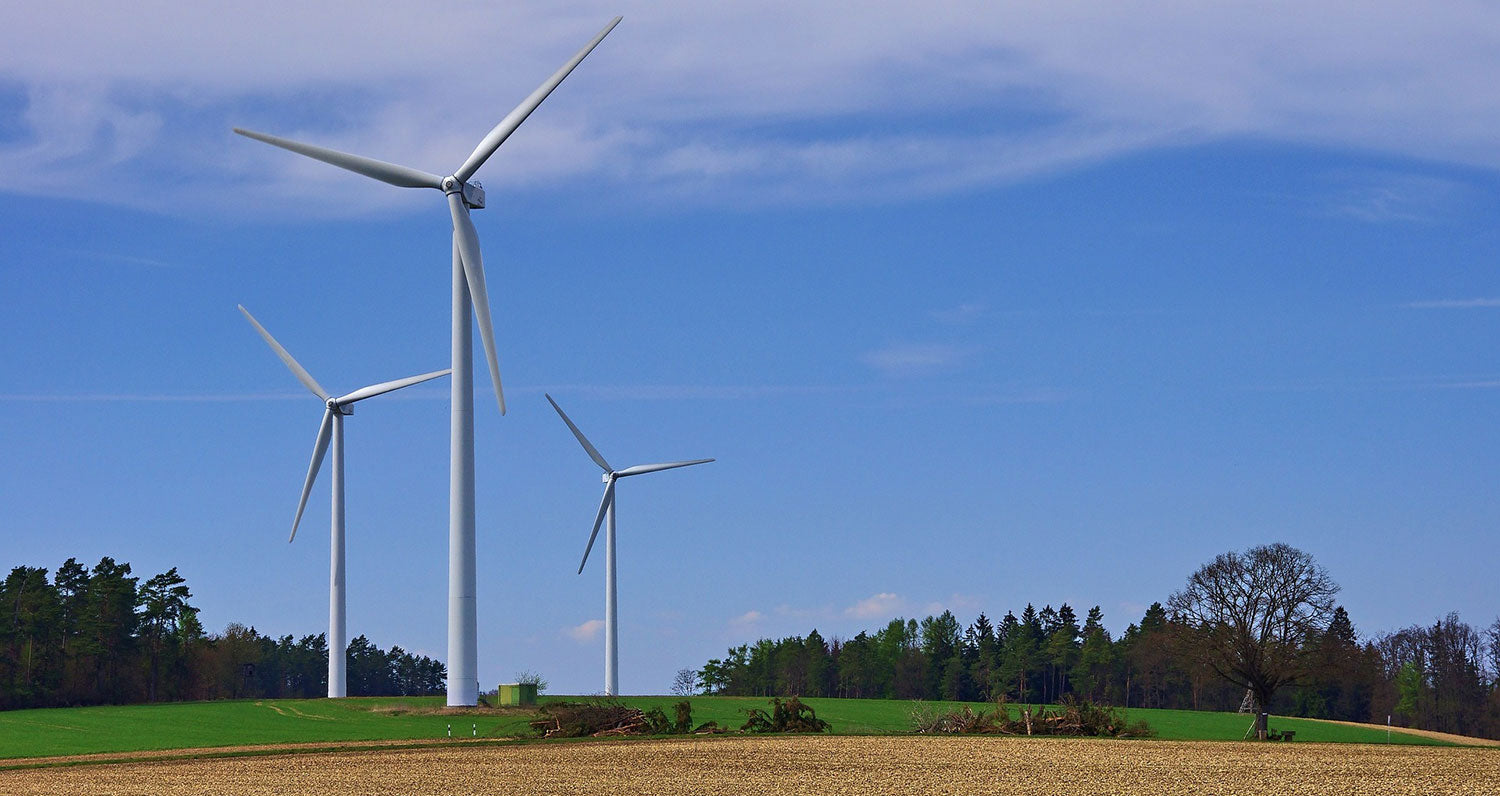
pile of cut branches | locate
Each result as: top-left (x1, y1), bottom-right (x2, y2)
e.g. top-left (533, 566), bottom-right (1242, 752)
top-left (911, 696), bottom-right (1151, 738)
top-left (740, 697), bottom-right (831, 733)
top-left (530, 701), bottom-right (650, 738)
top-left (530, 700), bottom-right (722, 738)
top-left (911, 703), bottom-right (995, 734)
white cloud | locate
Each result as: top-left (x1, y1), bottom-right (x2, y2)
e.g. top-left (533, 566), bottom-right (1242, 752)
top-left (922, 594), bottom-right (982, 617)
top-left (861, 343), bottom-right (975, 378)
top-left (846, 592), bottom-right (906, 619)
top-left (564, 619), bottom-right (604, 642)
top-left (1405, 298), bottom-right (1500, 309)
top-left (729, 610), bottom-right (764, 627)
top-left (1317, 171), bottom-right (1473, 223)
top-left (5, 3), bottom-right (1500, 214)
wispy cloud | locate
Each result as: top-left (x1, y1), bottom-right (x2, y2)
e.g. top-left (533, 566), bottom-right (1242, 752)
top-left (1239, 374), bottom-right (1500, 393)
top-left (564, 619), bottom-right (604, 643)
top-left (0, 389), bottom-right (450, 403)
top-left (533, 383), bottom-right (850, 401)
top-left (8, 4), bottom-right (1500, 214)
top-left (846, 592), bottom-right (907, 619)
top-left (921, 594), bottom-right (982, 617)
top-left (860, 343), bottom-right (976, 378)
top-left (932, 302), bottom-right (987, 325)
top-left (61, 249), bottom-right (177, 269)
top-left (729, 610), bottom-right (764, 627)
top-left (962, 388), bottom-right (1070, 406)
top-left (1405, 298), bottom-right (1500, 309)
top-left (0, 391), bottom-right (303, 403)
top-left (1318, 171), bottom-right (1472, 224)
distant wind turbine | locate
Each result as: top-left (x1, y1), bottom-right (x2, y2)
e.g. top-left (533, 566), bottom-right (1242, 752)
top-left (546, 394), bottom-right (712, 696)
top-left (233, 17), bottom-right (622, 706)
top-left (239, 305), bottom-right (449, 699)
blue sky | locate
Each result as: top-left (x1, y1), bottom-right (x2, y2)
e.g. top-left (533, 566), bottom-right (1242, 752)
top-left (2, 2), bottom-right (1497, 695)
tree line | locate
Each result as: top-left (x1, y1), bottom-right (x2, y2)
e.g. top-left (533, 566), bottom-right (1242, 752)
top-left (0, 557), bottom-right (444, 709)
top-left (698, 553), bottom-right (1500, 739)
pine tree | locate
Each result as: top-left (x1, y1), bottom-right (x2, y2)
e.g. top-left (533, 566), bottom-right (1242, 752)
top-left (1072, 606), bottom-right (1114, 701)
top-left (966, 613), bottom-right (997, 700)
top-left (805, 629), bottom-right (830, 697)
top-left (138, 567), bottom-right (193, 702)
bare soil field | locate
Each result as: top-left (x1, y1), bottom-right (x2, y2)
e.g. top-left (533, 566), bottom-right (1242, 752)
top-left (3, 735), bottom-right (1496, 795)
top-left (1308, 718), bottom-right (1500, 747)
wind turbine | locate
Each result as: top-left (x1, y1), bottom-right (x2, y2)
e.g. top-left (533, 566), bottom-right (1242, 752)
top-left (546, 394), bottom-right (713, 696)
top-left (233, 17), bottom-right (621, 705)
top-left (239, 305), bottom-right (449, 698)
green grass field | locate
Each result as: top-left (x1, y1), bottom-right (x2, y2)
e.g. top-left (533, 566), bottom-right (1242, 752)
top-left (0, 695), bottom-right (1448, 760)
top-left (0, 697), bottom-right (533, 759)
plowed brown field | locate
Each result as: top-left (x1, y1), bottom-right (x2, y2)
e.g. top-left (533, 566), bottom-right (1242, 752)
top-left (4, 735), bottom-right (1496, 795)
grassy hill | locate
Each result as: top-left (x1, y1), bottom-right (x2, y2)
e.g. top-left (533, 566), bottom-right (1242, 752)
top-left (0, 695), bottom-right (1447, 760)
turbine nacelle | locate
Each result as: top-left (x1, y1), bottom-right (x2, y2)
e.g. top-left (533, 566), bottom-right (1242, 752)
top-left (441, 176), bottom-right (486, 210)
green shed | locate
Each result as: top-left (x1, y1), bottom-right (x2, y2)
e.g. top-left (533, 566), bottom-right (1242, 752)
top-left (497, 682), bottom-right (538, 706)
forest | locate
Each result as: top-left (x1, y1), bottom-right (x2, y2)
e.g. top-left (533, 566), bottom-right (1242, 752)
top-left (0, 557), bottom-right (445, 709)
top-left (697, 601), bottom-right (1500, 740)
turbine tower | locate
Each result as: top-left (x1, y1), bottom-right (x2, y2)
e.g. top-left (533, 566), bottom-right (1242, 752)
top-left (546, 394), bottom-right (713, 696)
top-left (234, 17), bottom-right (621, 705)
top-left (239, 305), bottom-right (449, 698)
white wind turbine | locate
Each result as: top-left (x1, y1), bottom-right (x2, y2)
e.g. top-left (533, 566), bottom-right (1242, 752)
top-left (239, 305), bottom-right (449, 698)
top-left (234, 17), bottom-right (621, 705)
top-left (546, 394), bottom-right (713, 696)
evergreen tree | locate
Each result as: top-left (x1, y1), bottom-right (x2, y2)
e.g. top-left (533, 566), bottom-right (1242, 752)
top-left (805, 629), bottom-right (830, 697)
top-left (1072, 606), bottom-right (1113, 701)
top-left (920, 611), bottom-right (961, 698)
top-left (138, 567), bottom-right (193, 702)
top-left (85, 557), bottom-right (140, 702)
top-left (966, 613), bottom-right (997, 700)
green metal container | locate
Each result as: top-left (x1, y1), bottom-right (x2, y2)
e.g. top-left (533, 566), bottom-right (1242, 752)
top-left (497, 682), bottom-right (538, 706)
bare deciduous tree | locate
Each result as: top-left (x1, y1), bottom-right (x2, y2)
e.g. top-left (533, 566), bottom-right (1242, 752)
top-left (1167, 542), bottom-right (1338, 739)
top-left (671, 668), bottom-right (699, 696)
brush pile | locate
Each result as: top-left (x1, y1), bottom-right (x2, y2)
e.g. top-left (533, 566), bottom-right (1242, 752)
top-left (740, 697), bottom-right (831, 733)
top-left (911, 696), bottom-right (1152, 738)
top-left (531, 702), bottom-right (646, 738)
top-left (530, 700), bottom-right (721, 738)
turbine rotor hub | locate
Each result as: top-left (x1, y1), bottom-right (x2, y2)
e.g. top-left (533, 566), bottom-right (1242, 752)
top-left (328, 398), bottom-right (353, 416)
top-left (442, 175), bottom-right (486, 210)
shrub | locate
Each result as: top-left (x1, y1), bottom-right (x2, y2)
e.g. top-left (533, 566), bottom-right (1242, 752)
top-left (741, 697), bottom-right (831, 733)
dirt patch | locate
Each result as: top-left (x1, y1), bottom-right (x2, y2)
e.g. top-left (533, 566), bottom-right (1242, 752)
top-left (1303, 717), bottom-right (1500, 748)
top-left (1, 735), bottom-right (1495, 795)
top-left (0, 737), bottom-right (511, 769)
top-left (360, 703), bottom-right (533, 718)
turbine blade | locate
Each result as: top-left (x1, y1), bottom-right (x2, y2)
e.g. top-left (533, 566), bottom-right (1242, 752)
top-left (238, 305), bottom-right (330, 401)
top-left (233, 128), bottom-right (444, 190)
top-left (336, 369), bottom-right (451, 405)
top-left (447, 195), bottom-right (506, 415)
top-left (290, 407), bottom-right (335, 542)
top-left (452, 16), bottom-right (622, 183)
top-left (614, 459), bottom-right (715, 478)
top-left (545, 394), bottom-right (611, 472)
top-left (578, 479), bottom-right (615, 574)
